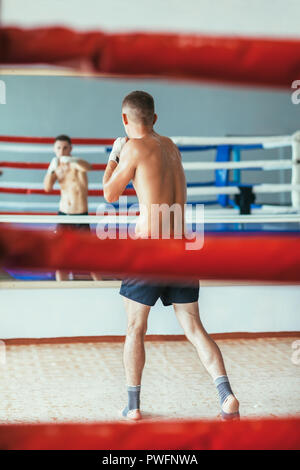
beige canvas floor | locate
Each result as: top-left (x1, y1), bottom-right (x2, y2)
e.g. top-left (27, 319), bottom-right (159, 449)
top-left (0, 337), bottom-right (299, 424)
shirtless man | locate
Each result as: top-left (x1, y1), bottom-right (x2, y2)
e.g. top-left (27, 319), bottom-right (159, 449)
top-left (103, 91), bottom-right (239, 421)
top-left (44, 134), bottom-right (100, 281)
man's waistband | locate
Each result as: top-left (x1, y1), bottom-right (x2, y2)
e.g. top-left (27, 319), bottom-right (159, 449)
top-left (58, 211), bottom-right (89, 216)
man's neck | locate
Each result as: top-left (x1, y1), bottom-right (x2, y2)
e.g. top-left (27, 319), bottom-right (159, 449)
top-left (129, 126), bottom-right (154, 139)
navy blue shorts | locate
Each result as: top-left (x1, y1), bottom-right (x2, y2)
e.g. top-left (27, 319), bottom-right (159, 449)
top-left (120, 278), bottom-right (199, 307)
top-left (56, 211), bottom-right (90, 232)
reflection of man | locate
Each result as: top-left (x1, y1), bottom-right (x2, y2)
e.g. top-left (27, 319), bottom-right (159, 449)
top-left (103, 91), bottom-right (239, 421)
top-left (44, 134), bottom-right (101, 281)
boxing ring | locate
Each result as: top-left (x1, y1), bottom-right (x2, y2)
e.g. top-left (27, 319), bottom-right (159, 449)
top-left (1, 131), bottom-right (300, 282)
top-left (1, 132), bottom-right (300, 212)
top-left (0, 134), bottom-right (300, 445)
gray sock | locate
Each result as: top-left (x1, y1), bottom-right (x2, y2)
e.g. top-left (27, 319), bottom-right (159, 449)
top-left (214, 375), bottom-right (233, 406)
top-left (122, 385), bottom-right (141, 417)
top-left (214, 375), bottom-right (239, 420)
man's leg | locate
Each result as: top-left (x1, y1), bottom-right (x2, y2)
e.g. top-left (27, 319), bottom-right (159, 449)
top-left (55, 270), bottom-right (69, 281)
top-left (90, 272), bottom-right (103, 281)
top-left (122, 297), bottom-right (151, 420)
top-left (173, 301), bottom-right (239, 418)
top-left (55, 222), bottom-right (71, 281)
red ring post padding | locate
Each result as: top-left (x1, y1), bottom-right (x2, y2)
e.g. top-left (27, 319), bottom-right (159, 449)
top-left (0, 418), bottom-right (299, 450)
top-left (1, 27), bottom-right (300, 88)
top-left (0, 226), bottom-right (300, 283)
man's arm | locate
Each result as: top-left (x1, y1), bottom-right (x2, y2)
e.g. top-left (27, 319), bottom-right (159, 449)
top-left (103, 143), bottom-right (137, 203)
top-left (44, 170), bottom-right (57, 192)
top-left (71, 159), bottom-right (92, 172)
top-left (44, 157), bottom-right (58, 192)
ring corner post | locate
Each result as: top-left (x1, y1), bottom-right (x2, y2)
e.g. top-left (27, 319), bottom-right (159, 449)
top-left (215, 145), bottom-right (230, 207)
top-left (291, 131), bottom-right (300, 210)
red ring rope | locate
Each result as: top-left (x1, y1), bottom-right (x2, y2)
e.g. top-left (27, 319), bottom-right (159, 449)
top-left (0, 226), bottom-right (299, 283)
top-left (0, 187), bottom-right (136, 196)
top-left (0, 162), bottom-right (107, 170)
top-left (0, 136), bottom-right (114, 145)
top-left (0, 211), bottom-right (139, 216)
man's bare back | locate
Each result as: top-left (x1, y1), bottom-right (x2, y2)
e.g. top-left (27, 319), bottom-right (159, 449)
top-left (103, 132), bottom-right (187, 238)
top-left (129, 132), bottom-right (186, 237)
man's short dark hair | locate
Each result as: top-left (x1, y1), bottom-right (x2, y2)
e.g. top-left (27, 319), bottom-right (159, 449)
top-left (122, 91), bottom-right (155, 126)
top-left (55, 134), bottom-right (72, 145)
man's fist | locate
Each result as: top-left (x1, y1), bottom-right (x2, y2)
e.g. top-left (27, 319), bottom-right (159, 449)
top-left (108, 137), bottom-right (127, 164)
top-left (59, 156), bottom-right (72, 164)
top-left (47, 157), bottom-right (59, 174)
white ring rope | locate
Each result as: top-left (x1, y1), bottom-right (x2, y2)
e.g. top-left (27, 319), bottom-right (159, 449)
top-left (0, 201), bottom-right (298, 214)
top-left (187, 184), bottom-right (300, 196)
top-left (0, 134), bottom-right (294, 155)
top-left (1, 182), bottom-right (300, 195)
top-left (171, 135), bottom-right (293, 148)
top-left (0, 214), bottom-right (299, 224)
top-left (0, 144), bottom-right (107, 154)
top-left (182, 160), bottom-right (293, 171)
top-left (1, 181), bottom-right (300, 196)
top-left (0, 159), bottom-right (294, 171)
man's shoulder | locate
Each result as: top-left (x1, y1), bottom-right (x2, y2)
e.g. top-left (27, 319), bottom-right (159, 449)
top-left (160, 135), bottom-right (173, 143)
top-left (122, 138), bottom-right (147, 158)
top-left (157, 135), bottom-right (178, 150)
top-left (125, 138), bottom-right (147, 148)
top-left (121, 134), bottom-right (176, 160)
top-left (127, 135), bottom-right (173, 149)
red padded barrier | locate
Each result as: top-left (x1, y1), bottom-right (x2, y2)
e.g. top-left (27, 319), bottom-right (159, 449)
top-left (0, 226), bottom-right (299, 283)
top-left (1, 27), bottom-right (300, 87)
top-left (0, 418), bottom-right (299, 450)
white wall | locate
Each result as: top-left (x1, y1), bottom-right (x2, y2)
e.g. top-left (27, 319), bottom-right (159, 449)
top-left (2, 0), bottom-right (300, 37)
top-left (0, 285), bottom-right (299, 339)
